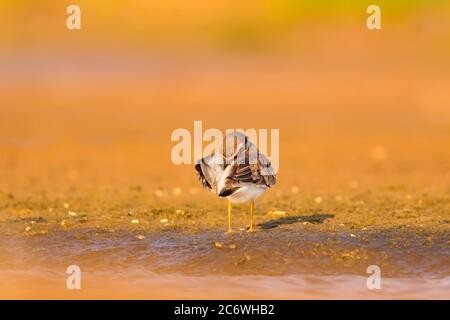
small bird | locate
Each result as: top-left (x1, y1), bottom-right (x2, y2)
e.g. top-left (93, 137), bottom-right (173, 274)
top-left (195, 132), bottom-right (276, 232)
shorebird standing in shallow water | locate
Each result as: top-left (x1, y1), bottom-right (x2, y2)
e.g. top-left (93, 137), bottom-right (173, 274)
top-left (195, 132), bottom-right (276, 232)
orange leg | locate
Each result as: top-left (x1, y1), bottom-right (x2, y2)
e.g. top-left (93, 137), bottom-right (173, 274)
top-left (248, 200), bottom-right (254, 232)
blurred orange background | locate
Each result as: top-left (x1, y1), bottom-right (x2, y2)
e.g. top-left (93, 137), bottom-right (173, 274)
top-left (0, 0), bottom-right (449, 193)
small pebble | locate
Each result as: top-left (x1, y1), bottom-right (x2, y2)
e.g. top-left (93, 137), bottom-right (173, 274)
top-left (315, 196), bottom-right (322, 203)
top-left (235, 254), bottom-right (251, 266)
top-left (135, 235), bottom-right (145, 240)
top-left (175, 209), bottom-right (185, 215)
top-left (25, 226), bottom-right (32, 232)
top-left (131, 219), bottom-right (139, 224)
top-left (160, 218), bottom-right (168, 223)
top-left (68, 211), bottom-right (77, 217)
top-left (63, 203), bottom-right (70, 209)
top-left (269, 210), bottom-right (286, 216)
top-left (229, 244), bottom-right (237, 249)
top-left (350, 234), bottom-right (356, 237)
top-left (214, 242), bottom-right (223, 248)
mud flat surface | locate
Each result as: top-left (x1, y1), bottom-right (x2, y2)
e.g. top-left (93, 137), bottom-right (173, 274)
top-left (0, 165), bottom-right (449, 298)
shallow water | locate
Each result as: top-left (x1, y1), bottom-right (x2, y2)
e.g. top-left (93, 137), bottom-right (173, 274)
top-left (2, 269), bottom-right (449, 299)
top-left (0, 228), bottom-right (448, 299)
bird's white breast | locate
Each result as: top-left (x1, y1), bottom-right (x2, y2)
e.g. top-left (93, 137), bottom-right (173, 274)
top-left (226, 184), bottom-right (268, 204)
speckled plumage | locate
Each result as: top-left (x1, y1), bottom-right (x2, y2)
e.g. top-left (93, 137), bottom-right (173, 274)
top-left (194, 132), bottom-right (276, 204)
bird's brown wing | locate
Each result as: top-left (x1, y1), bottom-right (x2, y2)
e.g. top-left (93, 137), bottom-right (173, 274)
top-left (195, 162), bottom-right (212, 190)
top-left (225, 148), bottom-right (276, 188)
top-left (195, 132), bottom-right (276, 194)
